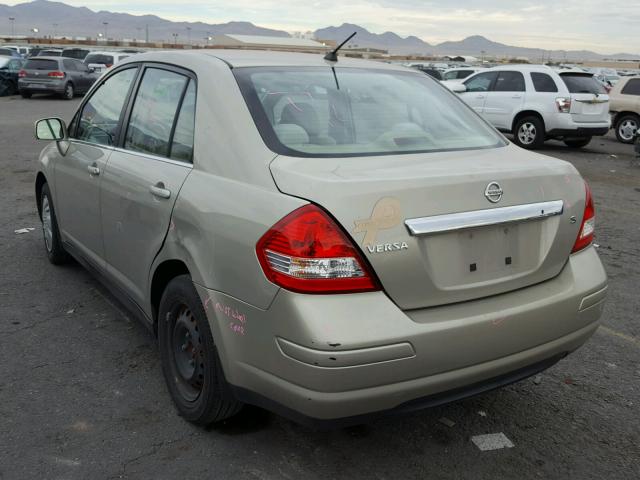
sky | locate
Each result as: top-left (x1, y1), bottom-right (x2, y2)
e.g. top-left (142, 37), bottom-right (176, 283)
top-left (7, 0), bottom-right (640, 53)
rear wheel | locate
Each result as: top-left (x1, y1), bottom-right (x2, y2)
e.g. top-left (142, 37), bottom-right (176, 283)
top-left (40, 183), bottom-right (70, 265)
top-left (20, 91), bottom-right (32, 99)
top-left (513, 116), bottom-right (545, 149)
top-left (62, 83), bottom-right (74, 100)
top-left (158, 275), bottom-right (243, 426)
top-left (615, 114), bottom-right (639, 144)
top-left (563, 137), bottom-right (592, 148)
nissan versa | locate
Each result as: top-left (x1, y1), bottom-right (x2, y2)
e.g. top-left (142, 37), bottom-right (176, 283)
top-left (33, 50), bottom-right (607, 427)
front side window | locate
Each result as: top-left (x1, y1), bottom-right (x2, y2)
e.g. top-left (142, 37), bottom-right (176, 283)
top-left (124, 68), bottom-right (189, 158)
top-left (493, 71), bottom-right (525, 92)
top-left (621, 79), bottom-right (640, 96)
top-left (531, 72), bottom-right (558, 92)
top-left (235, 67), bottom-right (505, 157)
top-left (74, 67), bottom-right (137, 146)
top-left (464, 72), bottom-right (497, 92)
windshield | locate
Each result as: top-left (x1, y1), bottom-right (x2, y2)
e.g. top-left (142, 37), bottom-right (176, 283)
top-left (62, 49), bottom-right (89, 60)
top-left (234, 67), bottom-right (505, 157)
top-left (85, 54), bottom-right (114, 65)
top-left (560, 73), bottom-right (607, 94)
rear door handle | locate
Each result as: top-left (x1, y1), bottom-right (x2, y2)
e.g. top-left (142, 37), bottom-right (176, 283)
top-left (150, 182), bottom-right (171, 199)
top-left (87, 164), bottom-right (100, 175)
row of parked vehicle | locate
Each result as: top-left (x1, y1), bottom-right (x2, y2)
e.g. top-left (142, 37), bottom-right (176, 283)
top-left (411, 64), bottom-right (639, 148)
top-left (0, 45), bottom-right (137, 97)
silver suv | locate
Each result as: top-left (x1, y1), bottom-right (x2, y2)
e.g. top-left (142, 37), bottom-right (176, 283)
top-left (34, 51), bottom-right (607, 427)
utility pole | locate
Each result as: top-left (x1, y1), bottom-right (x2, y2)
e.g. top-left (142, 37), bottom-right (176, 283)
top-left (103, 21), bottom-right (108, 39)
top-left (481, 50), bottom-right (486, 64)
top-left (172, 32), bottom-right (178, 45)
top-left (53, 23), bottom-right (58, 38)
top-left (9, 16), bottom-right (15, 36)
top-left (186, 26), bottom-right (191, 45)
top-left (145, 24), bottom-right (149, 43)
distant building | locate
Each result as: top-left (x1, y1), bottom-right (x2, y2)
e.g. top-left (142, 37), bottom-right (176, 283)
top-left (211, 34), bottom-right (329, 53)
top-left (343, 46), bottom-right (389, 59)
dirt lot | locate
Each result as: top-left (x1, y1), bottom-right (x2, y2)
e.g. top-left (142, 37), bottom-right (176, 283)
top-left (0, 94), bottom-right (639, 480)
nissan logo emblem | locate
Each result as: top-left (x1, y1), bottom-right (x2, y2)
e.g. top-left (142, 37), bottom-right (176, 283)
top-left (485, 182), bottom-right (503, 203)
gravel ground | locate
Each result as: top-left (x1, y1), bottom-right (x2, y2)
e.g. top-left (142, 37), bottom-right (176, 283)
top-left (0, 94), bottom-right (639, 480)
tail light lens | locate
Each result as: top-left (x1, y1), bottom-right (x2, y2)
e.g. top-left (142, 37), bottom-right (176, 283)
top-left (18, 69), bottom-right (26, 78)
top-left (256, 204), bottom-right (380, 294)
top-left (555, 97), bottom-right (572, 113)
top-left (47, 71), bottom-right (65, 78)
top-left (105, 63), bottom-right (113, 68)
top-left (572, 181), bottom-right (595, 253)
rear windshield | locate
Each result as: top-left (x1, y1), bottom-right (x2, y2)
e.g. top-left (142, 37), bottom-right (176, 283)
top-left (560, 73), bottom-right (607, 94)
top-left (62, 49), bottom-right (89, 60)
top-left (234, 67), bottom-right (506, 157)
top-left (85, 54), bottom-right (114, 65)
top-left (24, 59), bottom-right (59, 70)
top-left (38, 50), bottom-right (61, 56)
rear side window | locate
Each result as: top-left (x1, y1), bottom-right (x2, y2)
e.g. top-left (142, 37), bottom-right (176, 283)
top-left (85, 54), bottom-right (115, 66)
top-left (560, 74), bottom-right (606, 94)
top-left (124, 68), bottom-right (189, 158)
top-left (621, 79), bottom-right (640, 96)
top-left (464, 72), bottom-right (497, 92)
top-left (493, 71), bottom-right (525, 92)
top-left (63, 59), bottom-right (77, 71)
top-left (24, 59), bottom-right (58, 70)
top-left (170, 80), bottom-right (196, 162)
top-left (531, 72), bottom-right (558, 92)
top-left (74, 67), bottom-right (138, 146)
top-left (456, 70), bottom-right (474, 79)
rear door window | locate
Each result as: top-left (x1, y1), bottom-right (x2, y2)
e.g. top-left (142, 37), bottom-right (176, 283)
top-left (124, 67), bottom-right (189, 158)
top-left (74, 67), bottom-right (138, 146)
top-left (621, 79), bottom-right (640, 96)
top-left (531, 72), bottom-right (558, 92)
top-left (560, 74), bottom-right (606, 94)
top-left (464, 72), bottom-right (498, 92)
top-left (24, 59), bottom-right (58, 70)
top-left (170, 80), bottom-right (196, 162)
top-left (493, 71), bottom-right (525, 92)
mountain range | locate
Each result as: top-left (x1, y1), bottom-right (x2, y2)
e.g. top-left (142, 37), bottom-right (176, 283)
top-left (1, 1), bottom-right (638, 61)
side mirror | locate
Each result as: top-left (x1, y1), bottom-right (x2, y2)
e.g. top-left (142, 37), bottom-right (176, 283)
top-left (35, 118), bottom-right (67, 141)
top-left (451, 83), bottom-right (467, 93)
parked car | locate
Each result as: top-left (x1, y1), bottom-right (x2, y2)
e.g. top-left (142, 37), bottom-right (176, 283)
top-left (412, 65), bottom-right (443, 80)
top-left (83, 51), bottom-right (131, 73)
top-left (61, 48), bottom-right (91, 60)
top-left (32, 51), bottom-right (606, 427)
top-left (3, 45), bottom-right (30, 57)
top-left (442, 67), bottom-right (484, 82)
top-left (37, 49), bottom-right (63, 57)
top-left (18, 57), bottom-right (99, 99)
top-left (452, 65), bottom-right (610, 149)
top-left (608, 76), bottom-right (640, 143)
top-left (0, 56), bottom-right (23, 96)
top-left (0, 47), bottom-right (22, 58)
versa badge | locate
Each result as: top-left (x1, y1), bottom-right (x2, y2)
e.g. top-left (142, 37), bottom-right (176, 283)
top-left (353, 197), bottom-right (408, 253)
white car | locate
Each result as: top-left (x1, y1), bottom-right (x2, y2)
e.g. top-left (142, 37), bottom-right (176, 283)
top-left (83, 51), bottom-right (131, 73)
top-left (441, 67), bottom-right (485, 85)
top-left (451, 65), bottom-right (611, 149)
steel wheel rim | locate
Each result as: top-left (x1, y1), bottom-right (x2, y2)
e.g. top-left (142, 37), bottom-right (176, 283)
top-left (42, 195), bottom-right (53, 252)
top-left (518, 122), bottom-right (537, 145)
top-left (619, 119), bottom-right (638, 141)
top-left (171, 305), bottom-right (204, 402)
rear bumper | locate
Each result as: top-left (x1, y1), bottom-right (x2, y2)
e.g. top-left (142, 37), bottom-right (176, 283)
top-left (547, 127), bottom-right (610, 137)
top-left (18, 79), bottom-right (65, 94)
top-left (196, 246), bottom-right (607, 423)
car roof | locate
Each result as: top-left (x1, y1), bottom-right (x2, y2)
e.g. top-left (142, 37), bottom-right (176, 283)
top-left (122, 49), bottom-right (409, 71)
top-left (27, 56), bottom-right (61, 61)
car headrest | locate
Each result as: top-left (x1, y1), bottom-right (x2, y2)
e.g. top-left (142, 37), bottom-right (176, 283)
top-left (280, 102), bottom-right (321, 136)
top-left (273, 124), bottom-right (309, 146)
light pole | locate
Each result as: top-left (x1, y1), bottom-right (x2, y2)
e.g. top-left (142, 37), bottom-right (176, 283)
top-left (481, 50), bottom-right (486, 64)
top-left (9, 16), bottom-right (15, 36)
top-left (136, 27), bottom-right (142, 42)
top-left (186, 26), bottom-right (191, 45)
top-left (31, 27), bottom-right (39, 38)
top-left (205, 33), bottom-right (211, 47)
top-left (102, 21), bottom-right (108, 39)
top-left (172, 32), bottom-right (178, 45)
top-left (53, 22), bottom-right (58, 38)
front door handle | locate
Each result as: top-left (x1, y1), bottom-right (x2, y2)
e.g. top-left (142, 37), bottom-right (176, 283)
top-left (150, 182), bottom-right (171, 199)
top-left (87, 164), bottom-right (100, 175)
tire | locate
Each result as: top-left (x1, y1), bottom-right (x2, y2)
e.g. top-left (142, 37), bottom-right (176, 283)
top-left (20, 91), bottom-right (32, 99)
top-left (615, 114), bottom-right (639, 144)
top-left (512, 116), bottom-right (545, 149)
top-left (40, 183), bottom-right (70, 265)
top-left (564, 137), bottom-right (592, 148)
top-left (62, 83), bottom-right (74, 100)
top-left (158, 275), bottom-right (243, 426)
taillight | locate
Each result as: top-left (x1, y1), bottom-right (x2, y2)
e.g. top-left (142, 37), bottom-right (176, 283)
top-left (105, 63), bottom-right (113, 68)
top-left (572, 181), bottom-right (595, 253)
top-left (256, 204), bottom-right (380, 294)
top-left (47, 71), bottom-right (65, 78)
top-left (18, 69), bottom-right (27, 78)
top-left (555, 97), bottom-right (571, 113)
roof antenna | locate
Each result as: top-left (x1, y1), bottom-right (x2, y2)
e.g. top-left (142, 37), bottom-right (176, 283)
top-left (324, 32), bottom-right (357, 62)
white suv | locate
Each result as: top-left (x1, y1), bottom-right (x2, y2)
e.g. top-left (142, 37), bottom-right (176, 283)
top-left (451, 65), bottom-right (610, 149)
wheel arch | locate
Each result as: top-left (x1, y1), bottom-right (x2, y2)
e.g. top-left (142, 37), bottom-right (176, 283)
top-left (613, 111), bottom-right (640, 126)
top-left (512, 110), bottom-right (546, 133)
top-left (150, 259), bottom-right (191, 334)
top-left (35, 171), bottom-right (48, 220)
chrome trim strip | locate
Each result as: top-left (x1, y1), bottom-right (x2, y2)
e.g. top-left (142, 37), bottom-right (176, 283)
top-left (112, 147), bottom-right (194, 168)
top-left (405, 200), bottom-right (564, 236)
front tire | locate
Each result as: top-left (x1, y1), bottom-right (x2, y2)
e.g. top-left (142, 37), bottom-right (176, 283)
top-left (158, 275), bottom-right (243, 426)
top-left (40, 183), bottom-right (70, 265)
top-left (615, 114), bottom-right (639, 144)
top-left (564, 137), bottom-right (592, 148)
top-left (20, 90), bottom-right (32, 99)
top-left (513, 116), bottom-right (545, 149)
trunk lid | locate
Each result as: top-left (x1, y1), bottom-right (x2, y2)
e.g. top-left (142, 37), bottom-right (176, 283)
top-left (559, 72), bottom-right (609, 123)
top-left (270, 144), bottom-right (586, 310)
